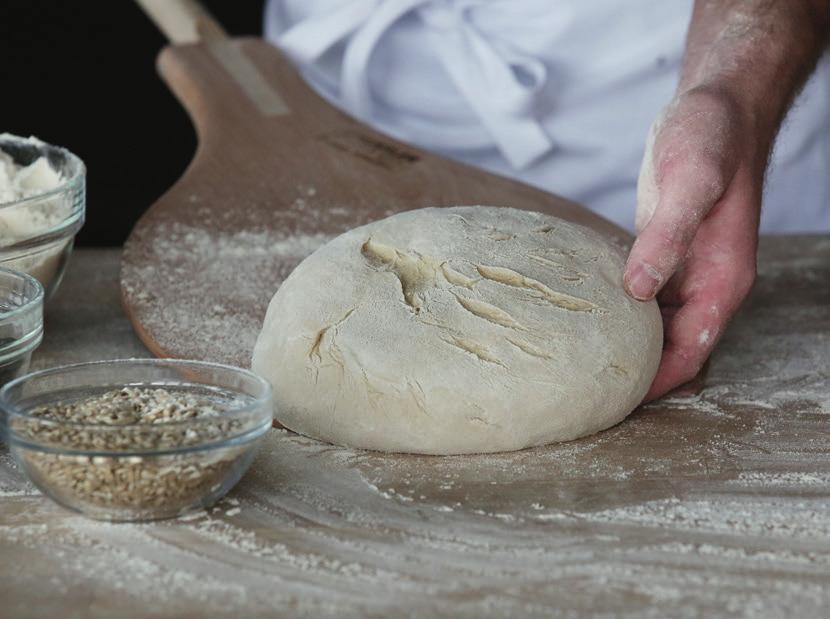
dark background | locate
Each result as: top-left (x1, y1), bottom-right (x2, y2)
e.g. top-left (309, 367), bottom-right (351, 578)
top-left (2, 1), bottom-right (265, 246)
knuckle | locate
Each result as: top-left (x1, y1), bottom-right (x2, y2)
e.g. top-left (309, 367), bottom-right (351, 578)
top-left (677, 356), bottom-right (706, 384)
top-left (733, 260), bottom-right (757, 300)
top-left (654, 89), bottom-right (741, 207)
top-left (643, 218), bottom-right (688, 252)
top-left (649, 229), bottom-right (692, 270)
top-left (657, 150), bottom-right (728, 203)
top-left (680, 369), bottom-right (703, 387)
top-left (669, 364), bottom-right (704, 391)
top-left (691, 157), bottom-right (729, 202)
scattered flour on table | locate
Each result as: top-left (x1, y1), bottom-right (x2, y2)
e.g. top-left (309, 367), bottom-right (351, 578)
top-left (734, 471), bottom-right (830, 486)
top-left (4, 420), bottom-right (830, 616)
top-left (4, 517), bottom-right (251, 610)
top-left (0, 488), bottom-right (37, 497)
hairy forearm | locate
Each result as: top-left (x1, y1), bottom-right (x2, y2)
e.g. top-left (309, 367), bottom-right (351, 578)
top-left (681, 0), bottom-right (830, 134)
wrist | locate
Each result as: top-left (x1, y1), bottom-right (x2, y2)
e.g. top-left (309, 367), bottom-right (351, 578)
top-left (679, 0), bottom-right (830, 156)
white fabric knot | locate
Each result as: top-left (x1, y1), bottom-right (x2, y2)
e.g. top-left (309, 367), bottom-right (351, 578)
top-left (278, 0), bottom-right (555, 169)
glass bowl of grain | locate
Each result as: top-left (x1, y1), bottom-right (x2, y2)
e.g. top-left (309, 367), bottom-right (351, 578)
top-left (0, 268), bottom-right (44, 386)
top-left (0, 133), bottom-right (85, 300)
top-left (0, 359), bottom-right (272, 521)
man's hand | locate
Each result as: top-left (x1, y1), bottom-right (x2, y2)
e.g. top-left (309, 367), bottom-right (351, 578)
top-left (626, 88), bottom-right (761, 401)
top-left (625, 1), bottom-right (830, 402)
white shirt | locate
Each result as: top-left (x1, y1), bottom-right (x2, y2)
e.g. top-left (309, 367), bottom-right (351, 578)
top-left (264, 0), bottom-right (830, 233)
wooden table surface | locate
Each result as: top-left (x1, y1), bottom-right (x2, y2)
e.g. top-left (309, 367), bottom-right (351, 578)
top-left (1, 240), bottom-right (829, 619)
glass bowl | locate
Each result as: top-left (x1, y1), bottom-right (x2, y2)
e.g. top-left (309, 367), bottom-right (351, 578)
top-left (0, 359), bottom-right (272, 521)
top-left (0, 133), bottom-right (85, 300)
top-left (0, 268), bottom-right (44, 386)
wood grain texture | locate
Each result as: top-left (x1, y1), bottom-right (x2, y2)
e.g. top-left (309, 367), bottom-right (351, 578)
top-left (120, 38), bottom-right (626, 368)
top-left (4, 240), bottom-right (830, 618)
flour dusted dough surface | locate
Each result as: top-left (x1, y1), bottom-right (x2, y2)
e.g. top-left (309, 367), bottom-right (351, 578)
top-left (252, 206), bottom-right (662, 455)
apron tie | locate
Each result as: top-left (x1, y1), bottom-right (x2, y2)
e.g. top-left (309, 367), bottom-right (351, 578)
top-left (278, 0), bottom-right (555, 169)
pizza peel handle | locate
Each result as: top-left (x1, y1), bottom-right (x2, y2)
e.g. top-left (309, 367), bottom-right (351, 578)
top-left (134, 0), bottom-right (227, 44)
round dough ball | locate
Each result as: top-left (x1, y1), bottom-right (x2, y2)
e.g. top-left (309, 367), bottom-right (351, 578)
top-left (252, 206), bottom-right (662, 455)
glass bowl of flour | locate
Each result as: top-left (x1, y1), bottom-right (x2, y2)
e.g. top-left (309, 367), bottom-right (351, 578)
top-left (0, 133), bottom-right (85, 300)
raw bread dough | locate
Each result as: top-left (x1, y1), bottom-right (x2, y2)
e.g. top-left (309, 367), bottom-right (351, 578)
top-left (252, 206), bottom-right (662, 455)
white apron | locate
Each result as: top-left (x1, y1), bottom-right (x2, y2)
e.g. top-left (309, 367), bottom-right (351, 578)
top-left (264, 0), bottom-right (830, 233)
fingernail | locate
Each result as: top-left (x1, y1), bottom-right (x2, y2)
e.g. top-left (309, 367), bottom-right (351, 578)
top-left (625, 262), bottom-right (662, 300)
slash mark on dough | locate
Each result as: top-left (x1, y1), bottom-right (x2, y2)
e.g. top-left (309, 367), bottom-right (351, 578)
top-left (505, 337), bottom-right (553, 360)
top-left (475, 264), bottom-right (601, 313)
top-left (442, 336), bottom-right (507, 368)
top-left (453, 294), bottom-right (525, 330)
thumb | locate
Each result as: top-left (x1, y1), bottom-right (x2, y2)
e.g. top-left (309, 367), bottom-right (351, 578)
top-left (634, 112), bottom-right (664, 234)
top-left (625, 152), bottom-right (733, 301)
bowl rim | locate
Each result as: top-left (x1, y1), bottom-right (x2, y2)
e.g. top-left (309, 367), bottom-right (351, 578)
top-left (0, 358), bottom-right (274, 434)
top-left (0, 133), bottom-right (86, 210)
top-left (0, 266), bottom-right (44, 325)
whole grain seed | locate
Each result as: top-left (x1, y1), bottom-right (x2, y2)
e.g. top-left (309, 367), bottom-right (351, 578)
top-left (11, 388), bottom-right (254, 519)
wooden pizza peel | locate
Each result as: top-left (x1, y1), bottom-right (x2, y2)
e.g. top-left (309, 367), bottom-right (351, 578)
top-left (120, 0), bottom-right (629, 370)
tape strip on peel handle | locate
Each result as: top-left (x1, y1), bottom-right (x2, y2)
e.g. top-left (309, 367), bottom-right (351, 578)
top-left (207, 40), bottom-right (290, 117)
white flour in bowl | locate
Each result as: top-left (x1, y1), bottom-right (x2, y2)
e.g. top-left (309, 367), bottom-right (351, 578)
top-left (0, 149), bottom-right (63, 206)
top-left (0, 139), bottom-right (74, 290)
